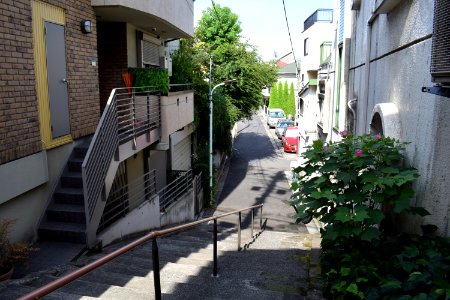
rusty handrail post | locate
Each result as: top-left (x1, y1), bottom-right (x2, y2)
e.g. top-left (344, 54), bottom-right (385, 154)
top-left (251, 208), bottom-right (254, 237)
top-left (213, 219), bottom-right (218, 276)
top-left (238, 212), bottom-right (242, 251)
top-left (152, 239), bottom-right (161, 300)
top-left (260, 205), bottom-right (263, 228)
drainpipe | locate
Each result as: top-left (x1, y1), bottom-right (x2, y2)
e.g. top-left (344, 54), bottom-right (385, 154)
top-left (329, 28), bottom-right (338, 142)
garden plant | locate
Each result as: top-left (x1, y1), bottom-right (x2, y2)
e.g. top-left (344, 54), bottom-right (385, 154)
top-left (290, 132), bottom-right (450, 299)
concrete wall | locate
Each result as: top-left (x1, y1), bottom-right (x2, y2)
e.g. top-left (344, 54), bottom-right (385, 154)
top-left (92, 0), bottom-right (194, 37)
top-left (160, 188), bottom-right (195, 227)
top-left (160, 91), bottom-right (194, 144)
top-left (0, 143), bottom-right (73, 242)
top-left (349, 0), bottom-right (450, 235)
top-left (98, 195), bottom-right (160, 247)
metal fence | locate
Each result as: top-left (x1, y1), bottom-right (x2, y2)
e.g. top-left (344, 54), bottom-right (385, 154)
top-left (158, 170), bottom-right (192, 212)
top-left (98, 169), bottom-right (157, 232)
top-left (303, 9), bottom-right (333, 31)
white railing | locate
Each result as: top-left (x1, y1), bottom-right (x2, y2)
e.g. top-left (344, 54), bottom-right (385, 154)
top-left (82, 86), bottom-right (160, 246)
top-left (158, 170), bottom-right (193, 212)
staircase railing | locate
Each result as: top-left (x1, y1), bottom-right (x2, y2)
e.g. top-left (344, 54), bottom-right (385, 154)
top-left (82, 86), bottom-right (160, 247)
top-left (18, 204), bottom-right (264, 300)
top-left (158, 169), bottom-right (192, 212)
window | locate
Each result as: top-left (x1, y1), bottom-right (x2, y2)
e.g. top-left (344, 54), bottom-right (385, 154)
top-left (430, 0), bottom-right (450, 85)
top-left (304, 38), bottom-right (309, 56)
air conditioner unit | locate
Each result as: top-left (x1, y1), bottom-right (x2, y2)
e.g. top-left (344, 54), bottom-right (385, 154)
top-left (430, 0), bottom-right (450, 85)
top-left (160, 56), bottom-right (172, 76)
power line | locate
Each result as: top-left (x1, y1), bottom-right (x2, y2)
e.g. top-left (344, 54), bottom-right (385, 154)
top-left (282, 0), bottom-right (297, 64)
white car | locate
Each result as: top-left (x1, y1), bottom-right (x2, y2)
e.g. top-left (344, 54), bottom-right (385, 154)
top-left (267, 108), bottom-right (286, 128)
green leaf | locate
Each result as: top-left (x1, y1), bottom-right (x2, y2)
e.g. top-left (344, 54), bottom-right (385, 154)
top-left (336, 171), bottom-right (357, 185)
top-left (320, 163), bottom-right (340, 173)
top-left (354, 205), bottom-right (370, 222)
top-left (368, 210), bottom-right (385, 224)
top-left (340, 267), bottom-right (351, 276)
top-left (361, 172), bottom-right (378, 183)
top-left (334, 207), bottom-right (351, 222)
top-left (381, 166), bottom-right (400, 174)
top-left (409, 206), bottom-right (430, 216)
top-left (360, 227), bottom-right (380, 241)
top-left (380, 279), bottom-right (402, 290)
top-left (314, 176), bottom-right (328, 185)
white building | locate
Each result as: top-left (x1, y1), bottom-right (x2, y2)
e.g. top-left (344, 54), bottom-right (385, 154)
top-left (297, 9), bottom-right (334, 151)
top-left (340, 0), bottom-right (450, 236)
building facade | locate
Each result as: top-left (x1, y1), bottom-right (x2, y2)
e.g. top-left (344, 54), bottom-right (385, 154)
top-left (297, 9), bottom-right (334, 152)
top-left (347, 0), bottom-right (450, 236)
top-left (0, 0), bottom-right (198, 247)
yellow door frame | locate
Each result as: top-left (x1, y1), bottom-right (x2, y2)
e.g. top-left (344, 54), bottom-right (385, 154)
top-left (32, 0), bottom-right (72, 149)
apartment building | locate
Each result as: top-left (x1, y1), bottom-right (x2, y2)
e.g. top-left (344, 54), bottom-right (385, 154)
top-left (297, 9), bottom-right (334, 151)
top-left (0, 0), bottom-right (198, 248)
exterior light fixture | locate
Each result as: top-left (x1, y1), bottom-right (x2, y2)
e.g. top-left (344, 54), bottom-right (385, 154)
top-left (80, 20), bottom-right (92, 33)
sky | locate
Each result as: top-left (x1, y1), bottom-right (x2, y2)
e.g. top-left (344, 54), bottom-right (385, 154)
top-left (194, 0), bottom-right (335, 61)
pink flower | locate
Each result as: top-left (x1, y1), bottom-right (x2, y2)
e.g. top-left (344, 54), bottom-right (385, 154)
top-left (355, 149), bottom-right (363, 157)
top-left (340, 130), bottom-right (348, 138)
top-left (323, 146), bottom-right (329, 152)
top-left (374, 133), bottom-right (382, 141)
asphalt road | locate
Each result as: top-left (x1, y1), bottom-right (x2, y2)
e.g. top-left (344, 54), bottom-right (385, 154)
top-left (214, 112), bottom-right (307, 234)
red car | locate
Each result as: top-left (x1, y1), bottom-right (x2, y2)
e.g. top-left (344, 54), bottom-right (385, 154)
top-left (283, 126), bottom-right (298, 153)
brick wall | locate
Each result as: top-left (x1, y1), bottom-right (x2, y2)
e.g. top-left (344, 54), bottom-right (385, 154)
top-left (97, 22), bottom-right (128, 112)
top-left (0, 0), bottom-right (40, 163)
top-left (0, 0), bottom-right (100, 164)
top-left (63, 0), bottom-right (100, 139)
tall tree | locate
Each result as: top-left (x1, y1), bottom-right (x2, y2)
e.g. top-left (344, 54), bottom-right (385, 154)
top-left (269, 82), bottom-right (278, 108)
top-left (283, 81), bottom-right (289, 105)
top-left (195, 4), bottom-right (242, 52)
top-left (288, 82), bottom-right (296, 118)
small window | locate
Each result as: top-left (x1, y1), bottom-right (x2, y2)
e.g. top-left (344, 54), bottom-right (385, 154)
top-left (299, 98), bottom-right (304, 115)
top-left (304, 38), bottom-right (309, 56)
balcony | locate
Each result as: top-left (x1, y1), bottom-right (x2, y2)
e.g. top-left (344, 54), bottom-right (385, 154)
top-left (303, 9), bottom-right (333, 32)
top-left (159, 87), bottom-right (194, 146)
top-left (91, 0), bottom-right (194, 38)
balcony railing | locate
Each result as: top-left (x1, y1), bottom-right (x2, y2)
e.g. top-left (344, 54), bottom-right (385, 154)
top-left (303, 9), bottom-right (333, 31)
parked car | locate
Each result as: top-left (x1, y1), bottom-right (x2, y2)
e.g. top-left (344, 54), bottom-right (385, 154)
top-left (283, 126), bottom-right (298, 153)
top-left (275, 120), bottom-right (295, 139)
top-left (267, 108), bottom-right (286, 128)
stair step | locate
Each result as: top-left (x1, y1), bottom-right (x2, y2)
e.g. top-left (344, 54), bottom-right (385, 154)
top-left (39, 221), bottom-right (86, 244)
top-left (68, 156), bottom-right (84, 172)
top-left (58, 277), bottom-right (153, 299)
top-left (61, 172), bottom-right (83, 188)
top-left (46, 203), bottom-right (86, 224)
top-left (54, 187), bottom-right (84, 205)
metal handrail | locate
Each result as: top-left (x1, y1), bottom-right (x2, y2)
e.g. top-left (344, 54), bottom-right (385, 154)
top-left (82, 86), bottom-right (160, 246)
top-left (18, 204), bottom-right (264, 300)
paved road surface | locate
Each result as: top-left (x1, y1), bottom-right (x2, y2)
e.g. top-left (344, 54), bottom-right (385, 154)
top-left (214, 112), bottom-right (308, 234)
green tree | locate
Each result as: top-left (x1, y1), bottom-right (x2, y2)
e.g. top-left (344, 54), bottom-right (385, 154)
top-left (283, 81), bottom-right (289, 104)
top-left (269, 82), bottom-right (278, 108)
top-left (287, 82), bottom-right (296, 118)
top-left (195, 4), bottom-right (241, 52)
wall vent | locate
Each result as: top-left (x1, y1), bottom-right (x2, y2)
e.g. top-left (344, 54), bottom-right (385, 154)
top-left (431, 0), bottom-right (450, 85)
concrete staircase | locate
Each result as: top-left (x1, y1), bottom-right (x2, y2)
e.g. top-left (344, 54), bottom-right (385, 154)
top-left (0, 222), bottom-right (324, 299)
top-left (38, 138), bottom-right (92, 244)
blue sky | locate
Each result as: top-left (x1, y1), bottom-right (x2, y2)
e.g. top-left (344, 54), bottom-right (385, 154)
top-left (194, 0), bottom-right (335, 61)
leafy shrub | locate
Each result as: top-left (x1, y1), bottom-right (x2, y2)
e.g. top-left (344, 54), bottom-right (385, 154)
top-left (129, 68), bottom-right (169, 95)
top-left (290, 133), bottom-right (450, 299)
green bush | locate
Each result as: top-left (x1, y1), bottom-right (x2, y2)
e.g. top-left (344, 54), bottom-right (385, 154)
top-left (290, 132), bottom-right (450, 299)
top-left (129, 68), bottom-right (169, 95)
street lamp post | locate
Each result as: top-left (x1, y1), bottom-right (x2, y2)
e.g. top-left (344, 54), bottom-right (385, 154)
top-left (208, 61), bottom-right (236, 202)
